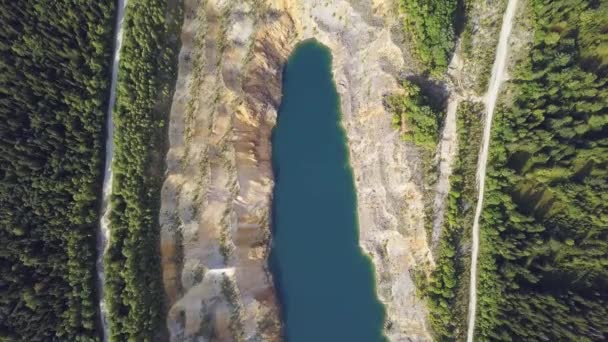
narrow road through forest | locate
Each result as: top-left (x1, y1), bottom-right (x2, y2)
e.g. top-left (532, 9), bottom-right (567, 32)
top-left (96, 1), bottom-right (128, 340)
top-left (466, 0), bottom-right (519, 340)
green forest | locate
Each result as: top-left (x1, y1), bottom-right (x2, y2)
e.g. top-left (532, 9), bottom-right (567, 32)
top-left (476, 0), bottom-right (608, 340)
top-left (103, 0), bottom-right (181, 341)
top-left (388, 80), bottom-right (443, 150)
top-left (0, 1), bottom-right (115, 341)
top-left (399, 0), bottom-right (459, 74)
top-left (427, 102), bottom-right (483, 341)
top-left (2, 0), bottom-right (607, 341)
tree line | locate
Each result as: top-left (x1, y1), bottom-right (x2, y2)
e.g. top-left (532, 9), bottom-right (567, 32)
top-left (104, 0), bottom-right (181, 341)
top-left (476, 0), bottom-right (608, 340)
top-left (399, 0), bottom-right (459, 75)
top-left (427, 101), bottom-right (483, 341)
top-left (387, 80), bottom-right (443, 150)
top-left (0, 1), bottom-right (115, 340)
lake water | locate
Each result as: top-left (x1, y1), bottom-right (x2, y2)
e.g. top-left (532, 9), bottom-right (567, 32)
top-left (270, 40), bottom-right (386, 342)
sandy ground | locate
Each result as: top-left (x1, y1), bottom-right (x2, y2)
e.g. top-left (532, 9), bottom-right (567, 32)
top-left (159, 0), bottom-right (438, 340)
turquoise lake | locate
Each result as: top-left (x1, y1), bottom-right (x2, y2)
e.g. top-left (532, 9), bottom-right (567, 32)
top-left (270, 40), bottom-right (386, 342)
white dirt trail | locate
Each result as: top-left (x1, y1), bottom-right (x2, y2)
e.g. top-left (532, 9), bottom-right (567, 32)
top-left (96, 1), bottom-right (128, 341)
top-left (466, 0), bottom-right (518, 340)
top-left (432, 94), bottom-right (460, 247)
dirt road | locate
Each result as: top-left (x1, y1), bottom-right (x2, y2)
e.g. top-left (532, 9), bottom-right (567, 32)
top-left (96, 1), bottom-right (128, 340)
top-left (466, 0), bottom-right (519, 340)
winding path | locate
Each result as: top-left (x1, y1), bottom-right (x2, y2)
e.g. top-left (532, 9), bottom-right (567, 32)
top-left (96, 1), bottom-right (128, 340)
top-left (466, 0), bottom-right (519, 341)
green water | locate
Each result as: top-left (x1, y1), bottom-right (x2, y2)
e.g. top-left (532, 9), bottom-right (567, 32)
top-left (270, 40), bottom-right (386, 342)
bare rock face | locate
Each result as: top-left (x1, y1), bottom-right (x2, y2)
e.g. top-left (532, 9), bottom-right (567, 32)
top-left (160, 0), bottom-right (433, 341)
top-left (159, 1), bottom-right (293, 340)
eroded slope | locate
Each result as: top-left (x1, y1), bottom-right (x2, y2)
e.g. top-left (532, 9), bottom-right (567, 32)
top-left (160, 0), bottom-right (434, 340)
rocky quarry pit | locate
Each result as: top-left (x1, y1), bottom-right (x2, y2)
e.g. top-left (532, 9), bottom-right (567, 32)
top-left (159, 0), bottom-right (434, 340)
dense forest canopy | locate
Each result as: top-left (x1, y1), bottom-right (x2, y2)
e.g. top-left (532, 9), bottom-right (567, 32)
top-left (104, 0), bottom-right (181, 340)
top-left (0, 1), bottom-right (115, 340)
top-left (399, 0), bottom-right (459, 74)
top-left (477, 0), bottom-right (608, 340)
top-left (388, 80), bottom-right (443, 150)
